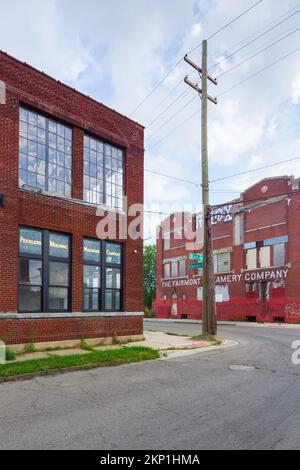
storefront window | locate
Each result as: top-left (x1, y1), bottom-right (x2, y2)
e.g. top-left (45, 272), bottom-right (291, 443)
top-left (83, 239), bottom-right (123, 312)
top-left (105, 242), bottom-right (122, 311)
top-left (18, 228), bottom-right (71, 313)
top-left (19, 108), bottom-right (72, 198)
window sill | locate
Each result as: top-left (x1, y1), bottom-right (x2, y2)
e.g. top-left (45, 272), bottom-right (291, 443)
top-left (242, 264), bottom-right (290, 272)
top-left (0, 312), bottom-right (144, 320)
top-left (162, 276), bottom-right (188, 281)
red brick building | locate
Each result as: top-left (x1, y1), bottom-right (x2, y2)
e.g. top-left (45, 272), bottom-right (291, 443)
top-left (0, 51), bottom-right (144, 346)
top-left (154, 176), bottom-right (300, 323)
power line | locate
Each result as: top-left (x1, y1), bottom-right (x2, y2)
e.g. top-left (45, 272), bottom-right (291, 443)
top-left (145, 169), bottom-right (200, 186)
top-left (129, 0), bottom-right (264, 120)
top-left (218, 45), bottom-right (300, 98)
top-left (210, 157), bottom-right (300, 184)
top-left (128, 58), bottom-right (184, 118)
top-left (187, 0), bottom-right (265, 55)
top-left (145, 44), bottom-right (300, 152)
top-left (145, 88), bottom-right (191, 128)
top-left (208, 3), bottom-right (300, 72)
top-left (209, 8), bottom-right (300, 73)
top-left (217, 24), bottom-right (300, 79)
top-left (145, 109), bottom-right (200, 152)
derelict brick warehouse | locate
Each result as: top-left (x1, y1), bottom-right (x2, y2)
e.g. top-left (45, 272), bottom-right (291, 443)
top-left (154, 176), bottom-right (300, 324)
top-left (0, 51), bottom-right (144, 346)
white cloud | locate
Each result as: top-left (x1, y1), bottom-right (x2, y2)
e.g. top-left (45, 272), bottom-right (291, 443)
top-left (191, 23), bottom-right (202, 37)
top-left (291, 78), bottom-right (300, 104)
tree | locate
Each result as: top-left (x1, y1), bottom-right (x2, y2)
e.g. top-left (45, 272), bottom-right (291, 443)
top-left (144, 244), bottom-right (156, 309)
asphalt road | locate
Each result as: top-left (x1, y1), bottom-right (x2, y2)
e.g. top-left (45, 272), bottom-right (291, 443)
top-left (1, 320), bottom-right (300, 450)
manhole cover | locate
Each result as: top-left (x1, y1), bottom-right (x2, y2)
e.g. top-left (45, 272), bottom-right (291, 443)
top-left (229, 365), bottom-right (255, 371)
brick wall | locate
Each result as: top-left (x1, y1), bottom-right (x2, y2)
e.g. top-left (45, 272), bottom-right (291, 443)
top-left (0, 315), bottom-right (143, 345)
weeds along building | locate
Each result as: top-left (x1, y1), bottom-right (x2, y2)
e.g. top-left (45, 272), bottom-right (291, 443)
top-left (0, 51), bottom-right (144, 347)
top-left (154, 176), bottom-right (300, 323)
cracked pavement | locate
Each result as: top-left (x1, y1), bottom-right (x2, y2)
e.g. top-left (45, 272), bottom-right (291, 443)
top-left (0, 321), bottom-right (300, 450)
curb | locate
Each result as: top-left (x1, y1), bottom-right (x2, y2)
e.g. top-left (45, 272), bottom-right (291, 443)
top-left (0, 363), bottom-right (120, 384)
top-left (159, 339), bottom-right (239, 360)
top-left (145, 319), bottom-right (237, 326)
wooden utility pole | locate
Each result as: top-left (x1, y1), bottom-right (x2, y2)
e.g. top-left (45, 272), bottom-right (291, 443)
top-left (184, 39), bottom-right (217, 336)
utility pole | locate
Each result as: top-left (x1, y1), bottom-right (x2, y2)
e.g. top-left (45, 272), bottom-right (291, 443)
top-left (184, 40), bottom-right (217, 336)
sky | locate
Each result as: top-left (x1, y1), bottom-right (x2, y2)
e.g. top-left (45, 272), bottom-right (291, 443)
top-left (1, 0), bottom-right (300, 243)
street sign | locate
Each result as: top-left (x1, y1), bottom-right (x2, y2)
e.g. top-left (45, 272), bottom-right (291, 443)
top-left (189, 253), bottom-right (205, 262)
top-left (188, 263), bottom-right (204, 270)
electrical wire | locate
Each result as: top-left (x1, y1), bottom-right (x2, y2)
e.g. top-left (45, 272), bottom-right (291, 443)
top-left (145, 95), bottom-right (197, 142)
top-left (216, 24), bottom-right (300, 79)
top-left (218, 45), bottom-right (300, 98)
top-left (208, 7), bottom-right (300, 73)
top-left (145, 88), bottom-right (191, 128)
top-left (187, 0), bottom-right (264, 55)
top-left (145, 109), bottom-right (200, 152)
top-left (210, 157), bottom-right (300, 184)
top-left (208, 3), bottom-right (300, 72)
top-left (145, 169), bottom-right (200, 187)
top-left (129, 0), bottom-right (265, 119)
top-left (128, 58), bottom-right (184, 118)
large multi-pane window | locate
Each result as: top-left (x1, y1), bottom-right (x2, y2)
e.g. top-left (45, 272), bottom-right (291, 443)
top-left (19, 228), bottom-right (71, 313)
top-left (19, 108), bottom-right (72, 198)
top-left (83, 135), bottom-right (124, 209)
top-left (83, 239), bottom-right (123, 312)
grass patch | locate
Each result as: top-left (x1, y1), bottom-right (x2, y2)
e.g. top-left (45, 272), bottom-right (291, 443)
top-left (0, 346), bottom-right (159, 379)
top-left (191, 335), bottom-right (223, 346)
top-left (5, 348), bottom-right (17, 362)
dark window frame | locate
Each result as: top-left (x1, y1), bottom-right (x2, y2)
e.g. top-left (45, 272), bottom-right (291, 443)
top-left (83, 238), bottom-right (123, 313)
top-left (83, 238), bottom-right (102, 312)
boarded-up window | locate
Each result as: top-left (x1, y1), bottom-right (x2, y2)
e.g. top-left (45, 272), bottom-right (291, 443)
top-left (246, 249), bottom-right (257, 270)
top-left (171, 262), bottom-right (178, 278)
top-left (259, 246), bottom-right (271, 268)
top-left (273, 243), bottom-right (285, 266)
top-left (179, 259), bottom-right (186, 277)
top-left (164, 263), bottom-right (170, 279)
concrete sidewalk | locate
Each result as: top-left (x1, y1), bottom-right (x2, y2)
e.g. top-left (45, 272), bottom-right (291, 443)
top-left (129, 331), bottom-right (212, 351)
top-left (8, 331), bottom-right (223, 363)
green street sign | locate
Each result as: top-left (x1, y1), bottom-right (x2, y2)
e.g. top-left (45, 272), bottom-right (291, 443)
top-left (189, 253), bottom-right (205, 262)
top-left (188, 263), bottom-right (204, 270)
